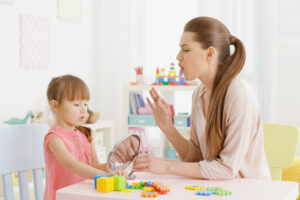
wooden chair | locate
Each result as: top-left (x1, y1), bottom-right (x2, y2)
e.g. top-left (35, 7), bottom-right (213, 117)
top-left (0, 124), bottom-right (49, 200)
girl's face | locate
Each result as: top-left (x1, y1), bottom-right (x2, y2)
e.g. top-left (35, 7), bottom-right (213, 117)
top-left (56, 99), bottom-right (88, 128)
top-left (176, 31), bottom-right (210, 81)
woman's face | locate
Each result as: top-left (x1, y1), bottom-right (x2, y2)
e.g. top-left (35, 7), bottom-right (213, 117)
top-left (176, 31), bottom-right (210, 81)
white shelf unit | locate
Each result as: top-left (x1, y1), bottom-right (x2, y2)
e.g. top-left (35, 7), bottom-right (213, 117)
top-left (83, 121), bottom-right (113, 163)
top-left (122, 85), bottom-right (198, 157)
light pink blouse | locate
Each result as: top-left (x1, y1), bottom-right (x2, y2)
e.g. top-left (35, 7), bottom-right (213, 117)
top-left (182, 78), bottom-right (271, 180)
top-left (43, 126), bottom-right (92, 200)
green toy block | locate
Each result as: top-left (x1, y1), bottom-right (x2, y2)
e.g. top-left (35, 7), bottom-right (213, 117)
top-left (112, 176), bottom-right (126, 191)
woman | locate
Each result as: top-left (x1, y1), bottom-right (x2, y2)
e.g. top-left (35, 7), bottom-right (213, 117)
top-left (133, 17), bottom-right (271, 180)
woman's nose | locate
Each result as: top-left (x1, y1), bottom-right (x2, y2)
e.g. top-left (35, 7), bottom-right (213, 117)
top-left (176, 52), bottom-right (182, 61)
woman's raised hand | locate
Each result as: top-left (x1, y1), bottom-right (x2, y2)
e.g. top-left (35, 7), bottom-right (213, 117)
top-left (146, 88), bottom-right (174, 133)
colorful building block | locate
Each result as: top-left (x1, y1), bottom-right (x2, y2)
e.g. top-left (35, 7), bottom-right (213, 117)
top-left (215, 190), bottom-right (232, 196)
top-left (185, 185), bottom-right (205, 190)
top-left (206, 187), bottom-right (223, 192)
top-left (112, 175), bottom-right (126, 191)
top-left (196, 190), bottom-right (214, 196)
top-left (121, 189), bottom-right (133, 193)
top-left (126, 185), bottom-right (133, 189)
top-left (143, 187), bottom-right (155, 192)
top-left (94, 174), bottom-right (110, 189)
top-left (152, 182), bottom-right (170, 193)
top-left (141, 191), bottom-right (158, 198)
top-left (96, 177), bottom-right (114, 193)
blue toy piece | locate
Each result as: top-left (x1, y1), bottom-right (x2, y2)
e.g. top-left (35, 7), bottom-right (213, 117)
top-left (126, 185), bottom-right (133, 189)
top-left (3, 111), bottom-right (33, 125)
top-left (196, 190), bottom-right (214, 196)
top-left (94, 174), bottom-right (110, 189)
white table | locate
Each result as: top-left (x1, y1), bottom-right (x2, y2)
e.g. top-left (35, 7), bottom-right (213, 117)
top-left (57, 172), bottom-right (299, 200)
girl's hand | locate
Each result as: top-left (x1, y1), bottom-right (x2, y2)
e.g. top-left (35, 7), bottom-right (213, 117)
top-left (147, 88), bottom-right (174, 132)
top-left (132, 153), bottom-right (168, 175)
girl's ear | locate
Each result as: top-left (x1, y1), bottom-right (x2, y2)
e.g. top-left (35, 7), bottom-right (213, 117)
top-left (206, 46), bottom-right (216, 61)
top-left (49, 100), bottom-right (59, 113)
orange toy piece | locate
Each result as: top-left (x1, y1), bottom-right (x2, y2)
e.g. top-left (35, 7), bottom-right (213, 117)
top-left (151, 182), bottom-right (170, 193)
top-left (141, 191), bottom-right (158, 198)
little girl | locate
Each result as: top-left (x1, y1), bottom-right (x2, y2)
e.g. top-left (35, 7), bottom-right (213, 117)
top-left (43, 75), bottom-right (121, 200)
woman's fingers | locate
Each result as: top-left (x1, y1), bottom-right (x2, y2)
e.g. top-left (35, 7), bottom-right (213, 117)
top-left (146, 97), bottom-right (154, 110)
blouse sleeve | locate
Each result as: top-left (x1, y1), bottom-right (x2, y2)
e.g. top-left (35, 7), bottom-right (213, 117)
top-left (199, 83), bottom-right (261, 180)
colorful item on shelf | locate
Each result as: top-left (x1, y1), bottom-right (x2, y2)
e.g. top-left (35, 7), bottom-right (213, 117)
top-left (3, 111), bottom-right (33, 125)
top-left (152, 63), bottom-right (190, 86)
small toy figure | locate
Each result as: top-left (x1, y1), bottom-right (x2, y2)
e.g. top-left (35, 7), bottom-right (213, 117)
top-left (3, 111), bottom-right (33, 125)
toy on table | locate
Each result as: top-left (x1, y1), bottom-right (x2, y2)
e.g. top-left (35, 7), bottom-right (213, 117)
top-left (196, 190), bottom-right (215, 196)
top-left (206, 186), bottom-right (223, 192)
top-left (151, 182), bottom-right (170, 194)
top-left (94, 174), bottom-right (110, 189)
top-left (3, 111), bottom-right (33, 125)
top-left (141, 191), bottom-right (158, 198)
top-left (152, 63), bottom-right (190, 86)
top-left (112, 175), bottom-right (126, 191)
top-left (185, 185), bottom-right (205, 191)
top-left (96, 177), bottom-right (114, 193)
top-left (214, 190), bottom-right (232, 196)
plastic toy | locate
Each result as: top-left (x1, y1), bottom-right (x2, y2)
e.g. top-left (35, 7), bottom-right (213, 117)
top-left (141, 191), bottom-right (158, 198)
top-left (143, 187), bottom-right (155, 192)
top-left (96, 177), bottom-right (114, 193)
top-left (215, 190), bottom-right (232, 196)
top-left (206, 187), bottom-right (223, 192)
top-left (185, 185), bottom-right (205, 190)
top-left (112, 175), bottom-right (126, 191)
top-left (121, 189), bottom-right (133, 193)
top-left (196, 190), bottom-right (214, 196)
top-left (126, 185), bottom-right (133, 189)
top-left (3, 111), bottom-right (33, 125)
top-left (94, 174), bottom-right (110, 189)
top-left (152, 63), bottom-right (190, 86)
top-left (151, 182), bottom-right (170, 193)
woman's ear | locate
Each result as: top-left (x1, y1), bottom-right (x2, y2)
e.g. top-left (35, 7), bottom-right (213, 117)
top-left (49, 100), bottom-right (59, 113)
top-left (206, 47), bottom-right (216, 61)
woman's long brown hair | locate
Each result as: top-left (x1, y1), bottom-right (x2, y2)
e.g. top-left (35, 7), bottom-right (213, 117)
top-left (184, 17), bottom-right (246, 160)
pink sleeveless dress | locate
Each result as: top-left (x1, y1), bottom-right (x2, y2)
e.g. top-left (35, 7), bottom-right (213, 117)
top-left (43, 126), bottom-right (92, 200)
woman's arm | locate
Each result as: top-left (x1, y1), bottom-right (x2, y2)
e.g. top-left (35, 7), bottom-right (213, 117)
top-left (48, 137), bottom-right (106, 179)
top-left (133, 154), bottom-right (204, 179)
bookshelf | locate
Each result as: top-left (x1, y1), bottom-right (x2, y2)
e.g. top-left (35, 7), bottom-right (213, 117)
top-left (122, 85), bottom-right (198, 157)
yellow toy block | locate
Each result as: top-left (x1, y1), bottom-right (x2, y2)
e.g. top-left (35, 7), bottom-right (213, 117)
top-left (96, 177), bottom-right (114, 193)
top-left (143, 187), bottom-right (154, 192)
top-left (121, 189), bottom-right (133, 193)
top-left (185, 185), bottom-right (205, 190)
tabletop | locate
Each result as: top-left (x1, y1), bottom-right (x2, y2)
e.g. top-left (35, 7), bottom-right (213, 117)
top-left (56, 172), bottom-right (299, 200)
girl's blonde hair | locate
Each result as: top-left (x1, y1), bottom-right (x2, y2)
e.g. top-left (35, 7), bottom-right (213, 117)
top-left (47, 75), bottom-right (92, 142)
top-left (184, 17), bottom-right (246, 160)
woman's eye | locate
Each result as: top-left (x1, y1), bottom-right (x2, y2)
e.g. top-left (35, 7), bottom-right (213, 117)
top-left (183, 49), bottom-right (189, 52)
top-left (74, 104), bottom-right (79, 106)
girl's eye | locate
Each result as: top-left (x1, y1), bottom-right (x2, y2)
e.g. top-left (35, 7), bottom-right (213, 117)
top-left (84, 104), bottom-right (88, 106)
top-left (74, 104), bottom-right (79, 106)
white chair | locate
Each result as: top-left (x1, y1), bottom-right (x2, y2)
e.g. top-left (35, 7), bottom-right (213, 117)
top-left (0, 124), bottom-right (49, 200)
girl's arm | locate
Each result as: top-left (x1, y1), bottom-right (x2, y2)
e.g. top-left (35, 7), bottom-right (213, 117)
top-left (90, 141), bottom-right (109, 172)
top-left (48, 137), bottom-right (106, 179)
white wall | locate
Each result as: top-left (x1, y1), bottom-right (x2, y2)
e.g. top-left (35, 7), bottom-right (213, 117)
top-left (0, 0), bottom-right (97, 121)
